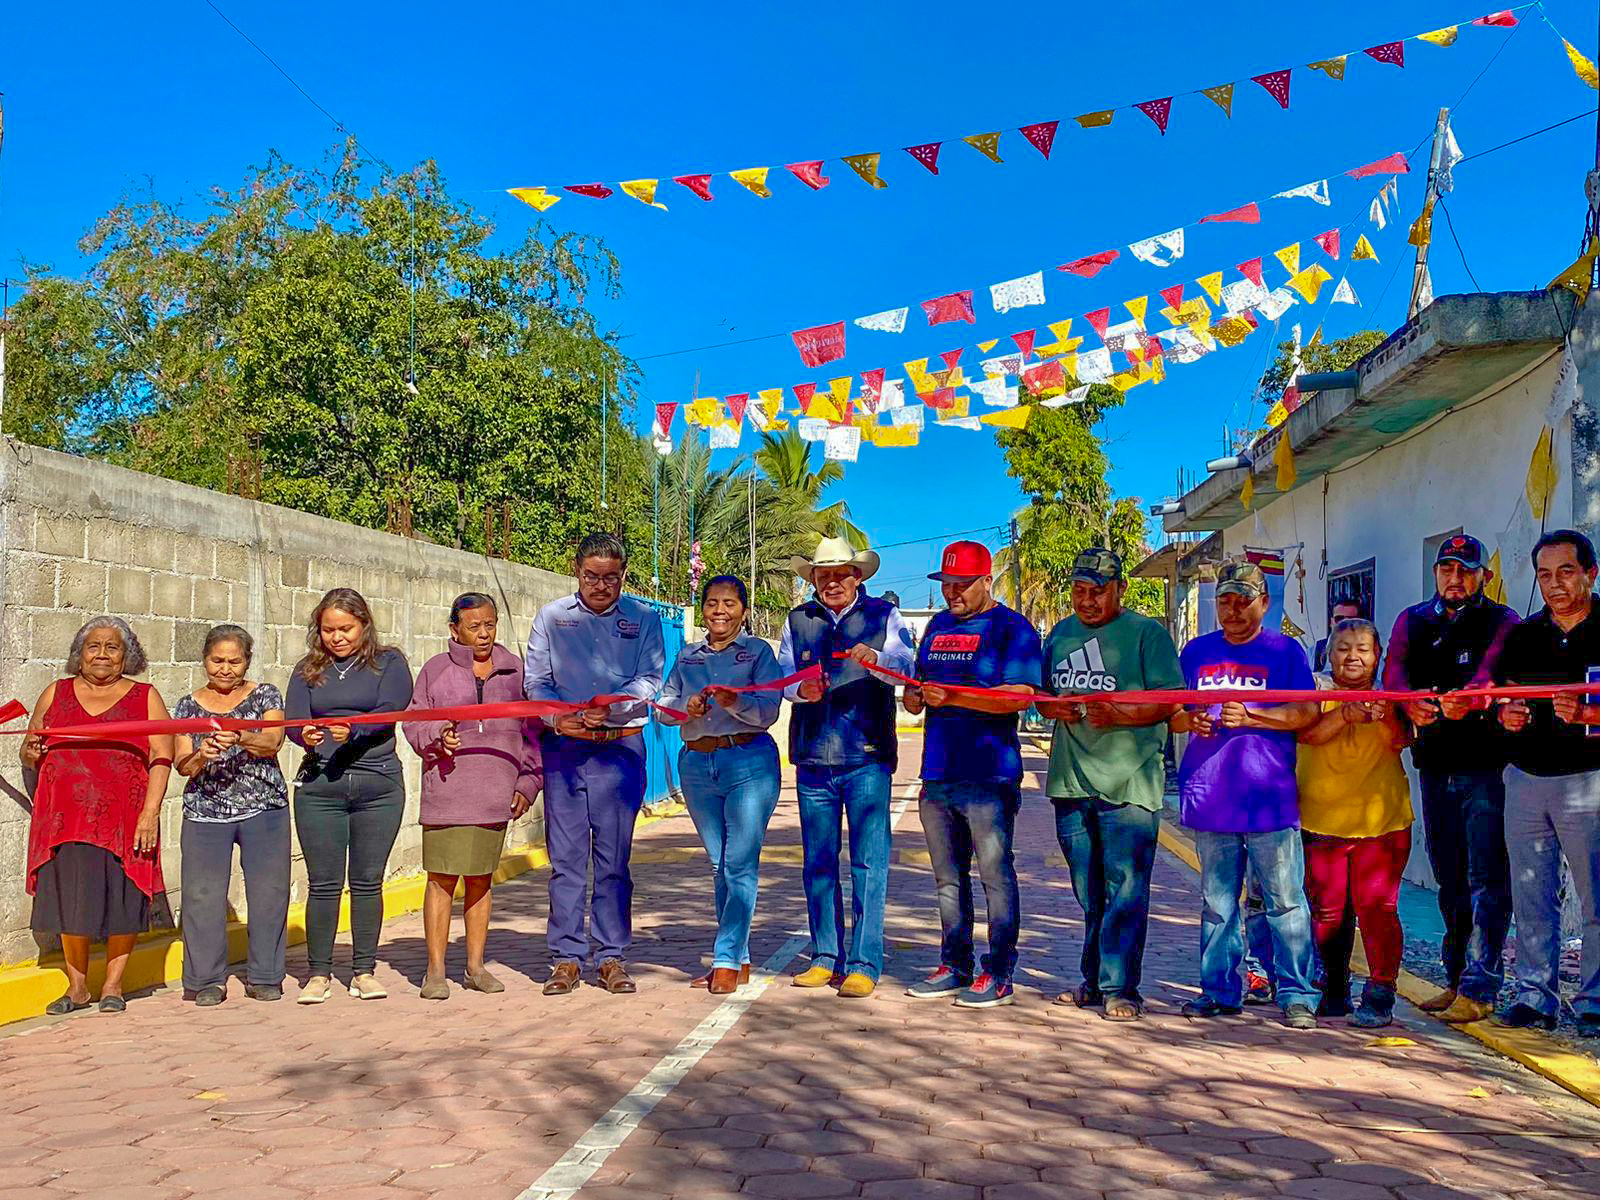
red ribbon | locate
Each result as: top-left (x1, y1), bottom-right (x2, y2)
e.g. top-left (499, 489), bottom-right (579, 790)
top-left (11, 666), bottom-right (822, 741)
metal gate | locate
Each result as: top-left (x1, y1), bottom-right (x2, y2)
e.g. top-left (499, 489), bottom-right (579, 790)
top-left (632, 595), bottom-right (686, 806)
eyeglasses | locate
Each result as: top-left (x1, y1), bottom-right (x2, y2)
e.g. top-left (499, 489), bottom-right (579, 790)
top-left (580, 571), bottom-right (623, 588)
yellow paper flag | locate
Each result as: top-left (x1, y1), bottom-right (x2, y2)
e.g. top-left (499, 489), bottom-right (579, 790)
top-left (1274, 431), bottom-right (1297, 492)
top-left (1266, 400), bottom-right (1289, 428)
top-left (1126, 295), bottom-right (1149, 327)
top-left (977, 339), bottom-right (999, 353)
top-left (1210, 316), bottom-right (1255, 347)
top-left (1200, 83), bottom-right (1234, 117)
top-left (1484, 550), bottom-right (1507, 604)
top-left (1288, 265), bottom-right (1334, 303)
top-left (1409, 198), bottom-right (1435, 248)
top-left (1075, 110), bottom-right (1114, 128)
top-left (843, 153), bottom-right (888, 189)
top-left (1565, 39), bottom-right (1600, 89)
top-left (981, 406), bottom-right (1032, 429)
top-left (1163, 296), bottom-right (1213, 329)
top-left (1240, 472), bottom-right (1255, 511)
top-left (964, 132), bottom-right (1004, 163)
top-left (1275, 244), bottom-right (1301, 275)
top-left (827, 376), bottom-right (852, 407)
top-left (759, 387), bottom-right (785, 410)
top-left (1048, 319), bottom-right (1074, 342)
top-left (872, 423), bottom-right (919, 448)
top-left (731, 167), bottom-right (772, 198)
top-left (687, 397), bottom-right (719, 426)
top-left (620, 179), bottom-right (667, 209)
top-left (1418, 25), bottom-right (1459, 46)
top-left (1526, 426), bottom-right (1558, 518)
top-left (1549, 238), bottom-right (1599, 299)
top-left (1306, 56), bottom-right (1347, 80)
top-left (1351, 235), bottom-right (1379, 262)
top-left (904, 358), bottom-right (932, 388)
top-left (508, 186), bottom-right (561, 212)
top-left (1196, 272), bottom-right (1225, 305)
top-left (809, 395), bottom-right (842, 422)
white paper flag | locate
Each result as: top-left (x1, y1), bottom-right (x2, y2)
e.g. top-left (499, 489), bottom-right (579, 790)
top-left (823, 425), bottom-right (861, 462)
top-left (1331, 278), bottom-right (1359, 306)
top-left (940, 416), bottom-right (982, 431)
top-left (1439, 125), bottom-right (1463, 194)
top-left (1128, 228), bottom-right (1184, 267)
top-left (1273, 179), bottom-right (1330, 205)
top-left (990, 270), bottom-right (1047, 314)
top-left (981, 353), bottom-right (1023, 378)
top-left (1167, 340), bottom-right (1212, 365)
top-left (1042, 386), bottom-right (1091, 409)
top-left (652, 432), bottom-right (673, 456)
top-left (1256, 287), bottom-right (1299, 322)
top-left (854, 307), bottom-right (909, 333)
top-left (1220, 279), bottom-right (1269, 315)
top-left (890, 405), bottom-right (924, 429)
top-left (798, 417), bottom-right (830, 441)
top-left (877, 378), bottom-right (906, 410)
top-left (1369, 196), bottom-right (1387, 230)
top-left (1076, 346), bottom-right (1113, 382)
top-left (973, 377), bottom-right (1013, 407)
top-left (709, 422), bottom-right (741, 449)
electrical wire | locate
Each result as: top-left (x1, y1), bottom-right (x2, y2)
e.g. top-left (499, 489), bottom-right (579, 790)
top-left (1437, 199), bottom-right (1482, 291)
top-left (874, 523), bottom-right (1007, 551)
top-left (1455, 107), bottom-right (1599, 165)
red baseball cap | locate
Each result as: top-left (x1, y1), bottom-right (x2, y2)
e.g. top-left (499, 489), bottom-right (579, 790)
top-left (929, 540), bottom-right (993, 582)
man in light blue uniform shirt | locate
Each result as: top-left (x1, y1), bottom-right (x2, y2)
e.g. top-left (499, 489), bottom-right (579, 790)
top-left (524, 532), bottom-right (665, 996)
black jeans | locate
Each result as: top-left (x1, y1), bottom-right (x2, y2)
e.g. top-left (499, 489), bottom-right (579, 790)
top-left (1419, 768), bottom-right (1511, 1001)
top-left (293, 772), bottom-right (406, 976)
top-left (180, 808), bottom-right (291, 991)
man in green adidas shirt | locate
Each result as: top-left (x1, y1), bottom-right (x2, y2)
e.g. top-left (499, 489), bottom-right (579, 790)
top-left (1036, 548), bottom-right (1183, 1022)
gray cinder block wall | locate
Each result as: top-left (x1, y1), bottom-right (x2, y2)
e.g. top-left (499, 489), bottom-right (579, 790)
top-left (0, 437), bottom-right (574, 966)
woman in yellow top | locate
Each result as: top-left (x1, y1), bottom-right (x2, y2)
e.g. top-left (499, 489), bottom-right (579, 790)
top-left (1297, 618), bottom-right (1413, 1028)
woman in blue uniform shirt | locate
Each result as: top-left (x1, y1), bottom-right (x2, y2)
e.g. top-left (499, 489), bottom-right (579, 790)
top-left (659, 576), bottom-right (784, 994)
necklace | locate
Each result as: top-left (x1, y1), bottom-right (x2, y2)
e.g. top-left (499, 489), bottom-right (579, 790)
top-left (331, 656), bottom-right (361, 682)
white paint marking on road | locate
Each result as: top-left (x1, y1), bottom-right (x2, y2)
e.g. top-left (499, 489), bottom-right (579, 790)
top-left (515, 932), bottom-right (809, 1200)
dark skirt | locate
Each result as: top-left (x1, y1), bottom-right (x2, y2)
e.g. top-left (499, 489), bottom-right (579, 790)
top-left (31, 842), bottom-right (151, 939)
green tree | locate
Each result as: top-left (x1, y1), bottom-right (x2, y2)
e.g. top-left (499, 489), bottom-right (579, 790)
top-left (1256, 328), bottom-right (1386, 407)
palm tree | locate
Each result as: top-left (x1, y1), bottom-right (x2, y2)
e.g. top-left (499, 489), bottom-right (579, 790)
top-left (753, 429), bottom-right (867, 549)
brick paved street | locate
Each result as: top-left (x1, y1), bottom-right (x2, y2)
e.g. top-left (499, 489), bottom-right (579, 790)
top-left (3, 736), bottom-right (1599, 1199)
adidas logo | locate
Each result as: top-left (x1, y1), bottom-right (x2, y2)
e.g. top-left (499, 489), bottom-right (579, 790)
top-left (1051, 639), bottom-right (1118, 692)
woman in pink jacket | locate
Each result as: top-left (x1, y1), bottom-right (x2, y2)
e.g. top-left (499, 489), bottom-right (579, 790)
top-left (405, 593), bottom-right (542, 1000)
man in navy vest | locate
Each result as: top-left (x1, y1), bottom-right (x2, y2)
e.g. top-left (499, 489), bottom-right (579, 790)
top-left (778, 536), bottom-right (917, 998)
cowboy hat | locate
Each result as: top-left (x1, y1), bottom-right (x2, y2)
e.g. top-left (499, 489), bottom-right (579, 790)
top-left (791, 536), bottom-right (880, 584)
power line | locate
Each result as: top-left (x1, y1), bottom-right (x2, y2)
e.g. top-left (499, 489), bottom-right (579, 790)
top-left (1437, 199), bottom-right (1482, 291)
top-left (1456, 107), bottom-right (1598, 166)
top-left (874, 524), bottom-right (1007, 551)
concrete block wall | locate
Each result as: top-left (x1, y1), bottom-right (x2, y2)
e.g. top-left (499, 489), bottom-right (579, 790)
top-left (0, 437), bottom-right (574, 966)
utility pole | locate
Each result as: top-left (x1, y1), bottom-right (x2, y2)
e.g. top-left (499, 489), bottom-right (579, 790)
top-left (1008, 516), bottom-right (1023, 611)
top-left (1408, 107), bottom-right (1451, 321)
top-left (748, 471), bottom-right (756, 612)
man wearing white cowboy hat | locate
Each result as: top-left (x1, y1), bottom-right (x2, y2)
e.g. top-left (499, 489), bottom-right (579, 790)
top-left (778, 535), bottom-right (917, 998)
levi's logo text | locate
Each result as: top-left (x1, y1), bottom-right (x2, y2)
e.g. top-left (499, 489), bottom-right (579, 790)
top-left (1052, 638), bottom-right (1117, 692)
top-left (1194, 662), bottom-right (1269, 691)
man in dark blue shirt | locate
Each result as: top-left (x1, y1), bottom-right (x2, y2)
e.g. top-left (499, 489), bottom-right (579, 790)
top-left (902, 541), bottom-right (1043, 1008)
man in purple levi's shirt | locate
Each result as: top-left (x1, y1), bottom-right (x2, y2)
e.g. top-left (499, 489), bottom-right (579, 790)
top-left (1171, 560), bottom-right (1321, 1029)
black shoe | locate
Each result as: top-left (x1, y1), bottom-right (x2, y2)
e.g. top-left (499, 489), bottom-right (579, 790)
top-left (98, 994), bottom-right (126, 1014)
top-left (1349, 984), bottom-right (1395, 1029)
top-left (1284, 1003), bottom-right (1318, 1030)
top-left (1318, 991), bottom-right (1354, 1019)
top-left (245, 983), bottom-right (283, 1002)
top-left (1578, 1014), bottom-right (1600, 1039)
top-left (1181, 997), bottom-right (1244, 1018)
top-left (194, 985), bottom-right (226, 1007)
top-left (44, 994), bottom-right (92, 1016)
top-left (1494, 1003), bottom-right (1556, 1031)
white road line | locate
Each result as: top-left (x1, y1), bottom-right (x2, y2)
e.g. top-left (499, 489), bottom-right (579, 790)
top-left (517, 777), bottom-right (922, 1200)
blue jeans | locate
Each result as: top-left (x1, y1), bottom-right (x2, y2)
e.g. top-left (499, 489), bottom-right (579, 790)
top-left (1194, 827), bottom-right (1319, 1011)
top-left (797, 762), bottom-right (891, 980)
top-left (1053, 796), bottom-right (1159, 1000)
top-left (541, 734), bottom-right (646, 965)
top-left (1420, 769), bottom-right (1511, 1002)
top-left (920, 781), bottom-right (1021, 982)
top-left (1505, 765), bottom-right (1600, 1018)
top-left (680, 736), bottom-right (781, 971)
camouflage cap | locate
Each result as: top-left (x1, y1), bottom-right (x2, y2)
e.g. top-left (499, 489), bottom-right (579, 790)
top-left (1070, 547), bottom-right (1123, 586)
top-left (1216, 560), bottom-right (1267, 598)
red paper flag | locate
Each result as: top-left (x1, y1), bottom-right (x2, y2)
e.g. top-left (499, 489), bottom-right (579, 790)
top-left (905, 142), bottom-right (943, 175)
top-left (1159, 284), bottom-right (1185, 309)
top-left (922, 387), bottom-right (956, 409)
top-left (1472, 10), bottom-right (1517, 25)
top-left (1313, 229), bottom-right (1341, 259)
top-left (1347, 151), bottom-right (1410, 179)
top-left (654, 402), bottom-right (678, 433)
top-left (793, 382), bottom-right (817, 412)
top-left (860, 367), bottom-right (886, 397)
top-left (725, 393), bottom-right (750, 425)
top-left (939, 349), bottom-right (964, 371)
top-left (1138, 333), bottom-right (1164, 360)
top-left (1200, 202), bottom-right (1261, 224)
top-left (1019, 120), bottom-right (1060, 159)
top-left (791, 321), bottom-right (847, 367)
top-left (1237, 258), bottom-right (1265, 288)
top-left (1084, 308), bottom-right (1112, 338)
top-left (922, 290), bottom-right (977, 326)
top-left (837, 399), bottom-right (855, 426)
top-left (1135, 97), bottom-right (1173, 134)
top-left (672, 174), bottom-right (714, 201)
top-left (1252, 69), bottom-right (1292, 109)
top-left (785, 161), bottom-right (830, 190)
top-left (1022, 359), bottom-right (1064, 392)
top-left (1058, 250), bottom-right (1119, 278)
top-left (1011, 329), bottom-right (1037, 359)
top-left (564, 183), bottom-right (614, 198)
top-left (1364, 41), bottom-right (1405, 68)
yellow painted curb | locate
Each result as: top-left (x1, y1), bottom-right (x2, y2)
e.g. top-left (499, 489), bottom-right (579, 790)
top-left (1156, 817), bottom-right (1600, 1109)
top-left (0, 803), bottom-right (691, 1029)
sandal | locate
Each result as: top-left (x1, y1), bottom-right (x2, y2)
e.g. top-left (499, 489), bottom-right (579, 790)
top-left (1103, 997), bottom-right (1141, 1022)
top-left (98, 994), bottom-right (127, 1014)
top-left (45, 994), bottom-right (92, 1016)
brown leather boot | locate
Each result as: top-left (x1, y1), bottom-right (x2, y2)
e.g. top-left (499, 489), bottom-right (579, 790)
top-left (708, 967), bottom-right (740, 995)
top-left (692, 964), bottom-right (750, 989)
top-left (597, 958), bottom-right (637, 994)
top-left (543, 962), bottom-right (581, 996)
top-left (1417, 987), bottom-right (1457, 1013)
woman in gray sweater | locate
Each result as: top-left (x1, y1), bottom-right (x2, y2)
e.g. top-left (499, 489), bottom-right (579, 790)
top-left (285, 588), bottom-right (413, 1004)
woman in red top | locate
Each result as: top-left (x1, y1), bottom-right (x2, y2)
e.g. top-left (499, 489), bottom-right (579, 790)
top-left (20, 616), bottom-right (174, 1015)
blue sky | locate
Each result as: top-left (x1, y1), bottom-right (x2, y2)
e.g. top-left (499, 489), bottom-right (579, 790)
top-left (1, 1), bottom-right (1595, 596)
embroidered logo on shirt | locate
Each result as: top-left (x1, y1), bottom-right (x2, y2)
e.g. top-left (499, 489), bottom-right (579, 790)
top-left (734, 650), bottom-right (754, 664)
top-left (614, 619), bottom-right (640, 639)
top-left (1051, 638), bottom-right (1117, 692)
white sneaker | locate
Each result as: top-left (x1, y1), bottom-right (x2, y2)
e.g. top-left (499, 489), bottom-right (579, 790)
top-left (349, 973), bottom-right (388, 1000)
top-left (297, 976), bottom-right (332, 1005)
